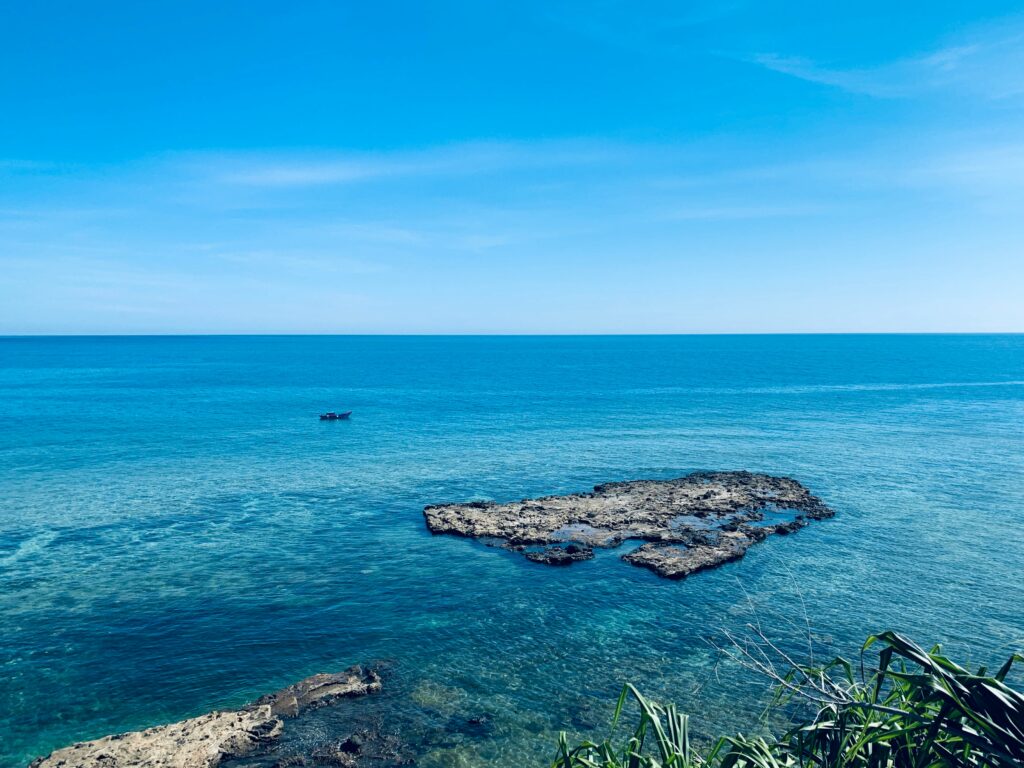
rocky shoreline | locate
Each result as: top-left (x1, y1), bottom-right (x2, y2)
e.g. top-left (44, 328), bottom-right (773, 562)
top-left (30, 666), bottom-right (385, 768)
top-left (30, 472), bottom-right (834, 767)
top-left (424, 471), bottom-right (833, 579)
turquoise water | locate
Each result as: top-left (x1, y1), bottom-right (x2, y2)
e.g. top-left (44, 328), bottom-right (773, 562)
top-left (2, 335), bottom-right (1023, 767)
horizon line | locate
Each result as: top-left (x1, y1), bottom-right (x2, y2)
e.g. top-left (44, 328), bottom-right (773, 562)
top-left (3, 331), bottom-right (1023, 339)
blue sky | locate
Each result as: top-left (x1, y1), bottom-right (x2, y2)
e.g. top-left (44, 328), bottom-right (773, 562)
top-left (2, 1), bottom-right (1023, 333)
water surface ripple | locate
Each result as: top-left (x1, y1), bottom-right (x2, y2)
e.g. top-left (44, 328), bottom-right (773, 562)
top-left (1, 335), bottom-right (1023, 766)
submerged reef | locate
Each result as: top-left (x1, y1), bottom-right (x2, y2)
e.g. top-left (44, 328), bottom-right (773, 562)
top-left (423, 471), bottom-right (833, 579)
top-left (30, 666), bottom-right (384, 768)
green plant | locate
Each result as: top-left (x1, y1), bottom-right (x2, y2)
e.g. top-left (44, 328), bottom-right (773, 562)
top-left (551, 631), bottom-right (1024, 768)
top-left (554, 683), bottom-right (703, 768)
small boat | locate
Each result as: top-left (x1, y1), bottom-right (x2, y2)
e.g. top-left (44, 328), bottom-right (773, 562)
top-left (319, 411), bottom-right (352, 421)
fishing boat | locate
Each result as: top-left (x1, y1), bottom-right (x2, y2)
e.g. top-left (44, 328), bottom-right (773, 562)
top-left (319, 411), bottom-right (352, 420)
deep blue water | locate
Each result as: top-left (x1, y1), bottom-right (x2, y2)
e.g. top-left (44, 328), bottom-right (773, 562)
top-left (2, 335), bottom-right (1023, 767)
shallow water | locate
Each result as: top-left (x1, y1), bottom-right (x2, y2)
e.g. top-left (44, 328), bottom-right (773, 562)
top-left (1, 335), bottom-right (1023, 767)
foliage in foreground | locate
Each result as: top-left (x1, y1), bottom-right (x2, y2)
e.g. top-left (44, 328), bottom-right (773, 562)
top-left (552, 631), bottom-right (1024, 768)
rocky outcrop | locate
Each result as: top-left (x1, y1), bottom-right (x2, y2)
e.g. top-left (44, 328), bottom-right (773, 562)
top-left (305, 728), bottom-right (413, 767)
top-left (424, 471), bottom-right (832, 580)
top-left (623, 531), bottom-right (754, 579)
top-left (522, 543), bottom-right (594, 565)
top-left (251, 666), bottom-right (381, 718)
top-left (29, 666), bottom-right (381, 768)
top-left (29, 709), bottom-right (283, 768)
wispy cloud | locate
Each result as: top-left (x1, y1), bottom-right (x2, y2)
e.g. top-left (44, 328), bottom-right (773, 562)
top-left (196, 140), bottom-right (626, 188)
top-left (3, 132), bottom-right (1023, 333)
top-left (750, 16), bottom-right (1024, 99)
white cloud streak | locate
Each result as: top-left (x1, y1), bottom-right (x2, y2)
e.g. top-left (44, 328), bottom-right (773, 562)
top-left (751, 16), bottom-right (1024, 99)
top-left (198, 140), bottom-right (626, 188)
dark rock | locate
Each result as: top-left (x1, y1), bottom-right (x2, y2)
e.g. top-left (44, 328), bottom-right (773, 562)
top-left (443, 711), bottom-right (497, 738)
top-left (622, 533), bottom-right (753, 579)
top-left (272, 756), bottom-right (311, 768)
top-left (309, 745), bottom-right (357, 767)
top-left (424, 471), bottom-right (833, 580)
top-left (773, 519), bottom-right (807, 535)
top-left (333, 730), bottom-right (414, 767)
top-left (524, 544), bottom-right (594, 565)
top-left (340, 735), bottom-right (364, 754)
top-left (464, 712), bottom-right (495, 735)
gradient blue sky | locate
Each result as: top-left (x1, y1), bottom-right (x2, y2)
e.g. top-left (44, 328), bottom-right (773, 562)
top-left (2, 1), bottom-right (1024, 333)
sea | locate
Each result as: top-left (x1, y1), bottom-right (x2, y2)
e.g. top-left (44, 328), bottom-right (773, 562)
top-left (1, 335), bottom-right (1022, 767)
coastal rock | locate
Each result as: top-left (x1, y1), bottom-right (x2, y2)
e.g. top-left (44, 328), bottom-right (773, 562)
top-left (30, 666), bottom-right (381, 768)
top-left (523, 543), bottom-right (594, 565)
top-left (271, 757), bottom-right (310, 768)
top-left (309, 729), bottom-right (414, 767)
top-left (622, 531), bottom-right (753, 579)
top-left (424, 471), bottom-right (832, 580)
top-left (252, 665), bottom-right (382, 718)
top-left (28, 708), bottom-right (283, 768)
